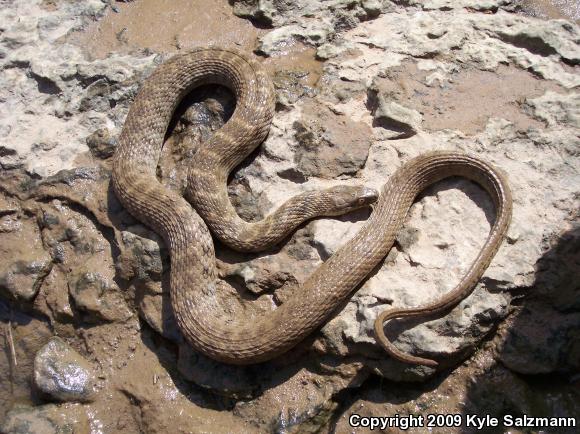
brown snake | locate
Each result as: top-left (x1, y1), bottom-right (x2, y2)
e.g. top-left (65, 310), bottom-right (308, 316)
top-left (112, 48), bottom-right (512, 367)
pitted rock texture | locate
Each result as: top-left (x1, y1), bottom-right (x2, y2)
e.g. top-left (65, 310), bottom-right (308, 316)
top-left (1, 0), bottom-right (579, 432)
top-left (0, 0), bottom-right (157, 177)
top-left (232, 0), bottom-right (396, 29)
top-left (291, 100), bottom-right (373, 179)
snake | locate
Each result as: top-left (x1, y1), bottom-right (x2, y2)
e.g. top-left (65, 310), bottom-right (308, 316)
top-left (111, 48), bottom-right (512, 367)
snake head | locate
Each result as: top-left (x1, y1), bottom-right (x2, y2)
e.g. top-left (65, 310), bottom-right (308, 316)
top-left (324, 185), bottom-right (379, 215)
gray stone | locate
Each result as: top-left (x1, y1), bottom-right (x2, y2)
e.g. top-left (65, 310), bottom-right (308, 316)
top-left (34, 337), bottom-right (96, 402)
top-left (409, 0), bottom-right (512, 11)
top-left (372, 95), bottom-right (423, 138)
top-left (0, 259), bottom-right (52, 302)
top-left (68, 270), bottom-right (132, 323)
top-left (525, 91), bottom-right (580, 128)
top-left (233, 362), bottom-right (368, 432)
top-left (85, 127), bottom-right (117, 159)
top-left (256, 22), bottom-right (335, 56)
top-left (232, 0), bottom-right (278, 26)
top-left (117, 229), bottom-right (164, 282)
top-left (0, 403), bottom-right (89, 434)
top-left (0, 0), bottom-right (156, 178)
top-left (292, 100), bottom-right (373, 179)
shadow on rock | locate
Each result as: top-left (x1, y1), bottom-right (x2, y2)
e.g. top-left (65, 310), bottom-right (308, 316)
top-left (459, 224), bottom-right (580, 433)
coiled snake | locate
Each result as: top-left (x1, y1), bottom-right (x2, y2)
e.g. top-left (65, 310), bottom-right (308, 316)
top-left (112, 48), bottom-right (512, 367)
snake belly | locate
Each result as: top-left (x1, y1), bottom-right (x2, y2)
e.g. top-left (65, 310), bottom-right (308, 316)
top-left (112, 48), bottom-right (512, 365)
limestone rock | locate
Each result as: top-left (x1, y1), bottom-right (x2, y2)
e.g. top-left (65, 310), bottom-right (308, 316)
top-left (244, 0), bottom-right (396, 56)
top-left (256, 22), bottom-right (335, 56)
top-left (473, 13), bottom-right (580, 65)
top-left (498, 224), bottom-right (580, 375)
top-left (233, 0), bottom-right (394, 29)
top-left (34, 337), bottom-right (96, 402)
top-left (232, 0), bottom-right (279, 26)
top-left (372, 96), bottom-right (423, 138)
top-left (291, 100), bottom-right (373, 179)
top-left (525, 91), bottom-right (580, 128)
top-left (0, 0), bottom-right (156, 178)
top-left (407, 0), bottom-right (512, 11)
top-left (117, 229), bottom-right (164, 283)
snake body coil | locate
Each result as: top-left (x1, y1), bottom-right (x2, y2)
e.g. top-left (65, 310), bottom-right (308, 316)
top-left (112, 48), bottom-right (512, 366)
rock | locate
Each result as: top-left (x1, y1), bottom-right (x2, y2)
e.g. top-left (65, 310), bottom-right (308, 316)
top-left (525, 91), bottom-right (580, 128)
top-left (35, 268), bottom-right (75, 323)
top-left (247, 0), bottom-right (396, 56)
top-left (117, 229), bottom-right (164, 282)
top-left (0, 403), bottom-right (90, 434)
top-left (498, 224), bottom-right (580, 375)
top-left (68, 271), bottom-right (132, 323)
top-left (361, 0), bottom-right (386, 18)
top-left (292, 100), bottom-right (373, 179)
top-left (233, 362), bottom-right (368, 432)
top-left (85, 127), bottom-right (117, 159)
top-left (0, 213), bottom-right (52, 302)
top-left (219, 254), bottom-right (301, 296)
top-left (324, 9), bottom-right (580, 88)
top-left (34, 336), bottom-right (96, 402)
top-left (256, 22), bottom-right (335, 56)
top-left (228, 178), bottom-right (268, 222)
top-left (409, 0), bottom-right (512, 11)
top-left (272, 69), bottom-right (317, 109)
top-left (334, 349), bottom-right (580, 434)
top-left (372, 95), bottom-right (423, 138)
top-left (232, 0), bottom-right (278, 26)
top-left (0, 259), bottom-right (53, 302)
top-left (473, 13), bottom-right (580, 65)
top-left (499, 303), bottom-right (580, 375)
top-left (0, 0), bottom-right (156, 178)
top-left (233, 0), bottom-right (393, 28)
top-left (177, 344), bottom-right (258, 398)
top-left (2, 0), bottom-right (580, 430)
